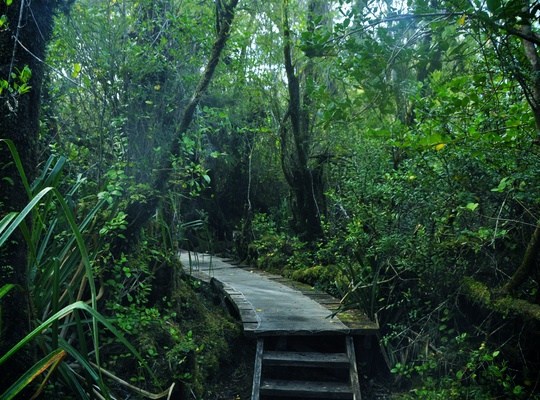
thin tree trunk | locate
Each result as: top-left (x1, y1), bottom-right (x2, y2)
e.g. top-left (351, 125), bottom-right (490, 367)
top-left (502, 222), bottom-right (540, 294)
top-left (280, 0), bottom-right (324, 241)
top-left (521, 23), bottom-right (540, 138)
top-left (117, 0), bottom-right (240, 253)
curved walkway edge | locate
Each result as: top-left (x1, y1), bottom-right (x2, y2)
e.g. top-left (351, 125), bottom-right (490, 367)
top-left (179, 251), bottom-right (379, 337)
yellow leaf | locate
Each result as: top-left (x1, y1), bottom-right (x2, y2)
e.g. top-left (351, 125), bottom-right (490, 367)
top-left (457, 15), bottom-right (466, 25)
top-left (154, 84), bottom-right (161, 91)
top-left (71, 63), bottom-right (82, 78)
top-left (435, 143), bottom-right (446, 151)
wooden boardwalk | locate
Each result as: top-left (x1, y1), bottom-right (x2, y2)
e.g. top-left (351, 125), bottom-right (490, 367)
top-left (179, 251), bottom-right (379, 399)
top-left (179, 251), bottom-right (378, 337)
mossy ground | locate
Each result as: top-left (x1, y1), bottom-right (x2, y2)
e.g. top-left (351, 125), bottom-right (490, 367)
top-left (102, 260), bottom-right (254, 399)
top-left (169, 274), bottom-right (255, 399)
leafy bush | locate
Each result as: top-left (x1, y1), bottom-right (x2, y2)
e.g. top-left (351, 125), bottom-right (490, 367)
top-left (393, 336), bottom-right (529, 399)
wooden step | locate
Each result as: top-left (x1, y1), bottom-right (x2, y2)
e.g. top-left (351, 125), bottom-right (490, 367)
top-left (260, 379), bottom-right (353, 399)
top-left (263, 351), bottom-right (349, 368)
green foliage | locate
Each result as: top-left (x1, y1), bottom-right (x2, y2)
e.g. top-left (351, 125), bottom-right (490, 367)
top-left (0, 65), bottom-right (32, 96)
top-left (248, 213), bottom-right (295, 271)
top-left (237, 1), bottom-right (540, 396)
top-left (166, 276), bottom-right (242, 396)
top-left (2, 0), bottom-right (535, 396)
top-left (45, 0), bottom-right (216, 186)
top-left (0, 140), bottom-right (155, 398)
top-left (393, 338), bottom-right (530, 399)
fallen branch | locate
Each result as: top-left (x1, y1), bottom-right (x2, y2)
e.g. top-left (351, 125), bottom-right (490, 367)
top-left (90, 362), bottom-right (175, 399)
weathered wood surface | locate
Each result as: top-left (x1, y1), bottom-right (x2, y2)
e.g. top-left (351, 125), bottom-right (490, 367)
top-left (179, 251), bottom-right (378, 336)
top-left (260, 379), bottom-right (353, 399)
top-left (263, 351), bottom-right (349, 368)
top-left (346, 335), bottom-right (362, 400)
top-left (251, 338), bottom-right (264, 400)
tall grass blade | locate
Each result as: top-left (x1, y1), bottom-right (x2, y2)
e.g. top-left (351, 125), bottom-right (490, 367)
top-left (0, 187), bottom-right (54, 247)
top-left (0, 139), bottom-right (31, 198)
top-left (29, 349), bottom-right (67, 400)
top-left (0, 284), bottom-right (16, 299)
top-left (31, 155), bottom-right (56, 192)
top-left (0, 348), bottom-right (66, 400)
top-left (32, 156), bottom-right (66, 192)
top-left (56, 359), bottom-right (93, 400)
top-left (58, 338), bottom-right (100, 382)
top-left (51, 258), bottom-right (60, 349)
top-left (1, 142), bottom-right (160, 396)
top-left (0, 212), bottom-right (17, 235)
top-left (0, 301), bottom-right (86, 365)
top-left (0, 301), bottom-right (156, 383)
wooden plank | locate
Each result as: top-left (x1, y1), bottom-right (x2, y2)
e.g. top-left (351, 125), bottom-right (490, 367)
top-left (316, 302), bottom-right (342, 307)
top-left (239, 309), bottom-right (259, 323)
top-left (263, 351), bottom-right (349, 368)
top-left (251, 338), bottom-right (264, 400)
top-left (225, 291), bottom-right (244, 297)
top-left (301, 293), bottom-right (327, 298)
top-left (303, 293), bottom-right (333, 298)
top-left (237, 306), bottom-right (256, 312)
top-left (260, 379), bottom-right (353, 399)
top-left (346, 336), bottom-right (362, 400)
top-left (228, 293), bottom-right (248, 299)
top-left (229, 296), bottom-right (250, 303)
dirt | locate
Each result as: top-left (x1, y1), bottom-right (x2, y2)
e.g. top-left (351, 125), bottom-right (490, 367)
top-left (205, 336), bottom-right (256, 400)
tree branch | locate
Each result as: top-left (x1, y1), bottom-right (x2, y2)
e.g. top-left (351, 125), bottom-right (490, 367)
top-left (329, 12), bottom-right (540, 47)
top-left (120, 0), bottom-right (240, 248)
top-left (502, 222), bottom-right (540, 294)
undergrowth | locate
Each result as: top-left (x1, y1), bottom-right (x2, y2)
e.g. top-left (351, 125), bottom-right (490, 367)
top-left (101, 235), bottom-right (246, 398)
top-left (245, 211), bottom-right (540, 399)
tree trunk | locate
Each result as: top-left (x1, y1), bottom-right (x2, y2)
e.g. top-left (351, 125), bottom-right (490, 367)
top-left (500, 2), bottom-right (540, 294)
top-left (519, 3), bottom-right (540, 139)
top-left (502, 222), bottom-right (540, 294)
top-left (0, 0), bottom-right (56, 390)
top-left (115, 0), bottom-right (240, 255)
top-left (280, 0), bottom-right (326, 241)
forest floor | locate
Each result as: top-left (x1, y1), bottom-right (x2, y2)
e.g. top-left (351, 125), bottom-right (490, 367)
top-left (207, 337), bottom-right (255, 399)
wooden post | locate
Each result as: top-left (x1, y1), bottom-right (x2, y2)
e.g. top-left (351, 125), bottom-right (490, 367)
top-left (251, 338), bottom-right (264, 400)
top-left (346, 336), bottom-right (362, 400)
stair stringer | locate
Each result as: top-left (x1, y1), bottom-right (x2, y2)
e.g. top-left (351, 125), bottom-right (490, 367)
top-left (346, 335), bottom-right (362, 400)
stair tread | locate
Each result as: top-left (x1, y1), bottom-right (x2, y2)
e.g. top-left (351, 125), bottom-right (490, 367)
top-left (263, 351), bottom-right (349, 367)
top-left (261, 379), bottom-right (353, 398)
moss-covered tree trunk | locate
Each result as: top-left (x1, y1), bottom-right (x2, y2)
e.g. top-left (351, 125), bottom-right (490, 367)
top-left (464, 1), bottom-right (540, 312)
top-left (0, 0), bottom-right (57, 390)
top-left (501, 3), bottom-right (540, 296)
